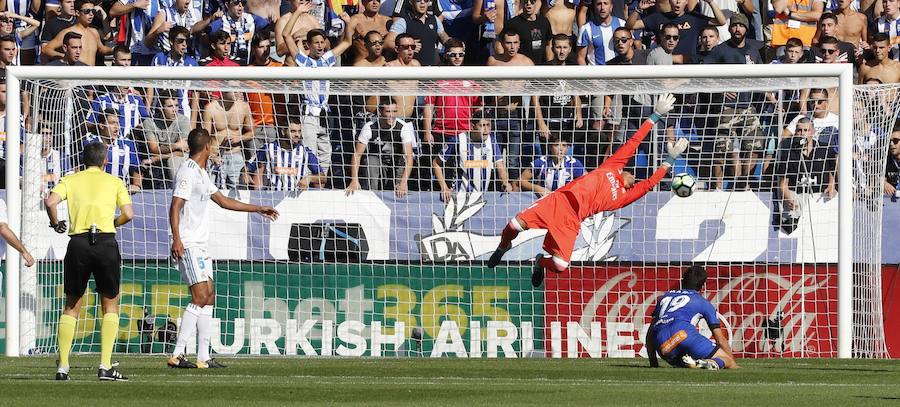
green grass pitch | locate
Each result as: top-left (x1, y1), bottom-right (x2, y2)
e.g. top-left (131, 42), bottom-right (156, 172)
top-left (0, 357), bottom-right (897, 406)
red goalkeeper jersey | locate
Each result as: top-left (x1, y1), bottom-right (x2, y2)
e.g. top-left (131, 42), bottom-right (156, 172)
top-left (554, 118), bottom-right (668, 220)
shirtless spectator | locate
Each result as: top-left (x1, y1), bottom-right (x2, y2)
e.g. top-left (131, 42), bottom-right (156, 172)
top-left (859, 33), bottom-right (900, 83)
top-left (503, 0), bottom-right (552, 63)
top-left (831, 0), bottom-right (866, 47)
top-left (43, 0), bottom-right (111, 65)
top-left (203, 91), bottom-right (255, 189)
top-left (545, 0), bottom-right (578, 36)
top-left (488, 29), bottom-right (535, 65)
top-left (385, 33), bottom-right (422, 66)
top-left (354, 30), bottom-right (387, 66)
top-left (346, 0), bottom-right (391, 63)
top-left (247, 0), bottom-right (282, 21)
top-left (812, 13), bottom-right (856, 62)
top-left (275, 0), bottom-right (318, 57)
top-left (472, 0), bottom-right (512, 63)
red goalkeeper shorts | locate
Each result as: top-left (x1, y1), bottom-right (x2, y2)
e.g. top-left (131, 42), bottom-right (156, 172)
top-left (517, 193), bottom-right (581, 263)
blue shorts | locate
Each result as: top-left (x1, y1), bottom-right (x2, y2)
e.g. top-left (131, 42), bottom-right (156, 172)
top-left (654, 322), bottom-right (717, 366)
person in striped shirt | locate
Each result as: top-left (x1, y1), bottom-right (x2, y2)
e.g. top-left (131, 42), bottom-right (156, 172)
top-left (89, 86), bottom-right (150, 139)
top-left (40, 127), bottom-right (64, 197)
top-left (252, 116), bottom-right (326, 191)
top-left (283, 27), bottom-right (353, 175)
top-left (519, 135), bottom-right (586, 197)
top-left (433, 109), bottom-right (514, 201)
top-left (84, 107), bottom-right (143, 193)
top-left (0, 10), bottom-right (39, 66)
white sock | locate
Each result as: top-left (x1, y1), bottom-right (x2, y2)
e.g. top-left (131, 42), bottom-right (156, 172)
top-left (173, 303), bottom-right (201, 357)
top-left (197, 305), bottom-right (214, 362)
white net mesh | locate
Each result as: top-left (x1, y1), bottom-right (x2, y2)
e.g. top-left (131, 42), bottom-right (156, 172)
top-left (8, 71), bottom-right (893, 359)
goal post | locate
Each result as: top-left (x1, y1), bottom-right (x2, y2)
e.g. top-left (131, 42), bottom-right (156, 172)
top-left (3, 63), bottom-right (879, 359)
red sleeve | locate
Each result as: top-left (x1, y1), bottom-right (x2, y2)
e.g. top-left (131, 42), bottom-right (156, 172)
top-left (424, 95), bottom-right (436, 105)
top-left (617, 165), bottom-right (669, 208)
top-left (603, 118), bottom-right (655, 169)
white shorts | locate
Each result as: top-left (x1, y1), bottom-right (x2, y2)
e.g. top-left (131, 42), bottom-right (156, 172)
top-left (178, 247), bottom-right (213, 286)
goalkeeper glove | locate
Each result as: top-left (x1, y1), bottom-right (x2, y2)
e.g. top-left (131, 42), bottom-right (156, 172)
top-left (665, 138), bottom-right (689, 167)
top-left (649, 93), bottom-right (677, 122)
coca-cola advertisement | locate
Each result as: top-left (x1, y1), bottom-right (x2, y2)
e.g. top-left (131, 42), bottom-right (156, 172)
top-left (544, 264), bottom-right (837, 359)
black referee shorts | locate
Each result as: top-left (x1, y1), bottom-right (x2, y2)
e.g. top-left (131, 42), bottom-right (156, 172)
top-left (63, 233), bottom-right (121, 298)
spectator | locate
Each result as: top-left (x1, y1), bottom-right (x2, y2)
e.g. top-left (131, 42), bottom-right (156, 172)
top-left (813, 35), bottom-right (845, 63)
top-left (627, 0), bottom-right (727, 59)
top-left (883, 121), bottom-right (900, 197)
top-left (205, 30), bottom-right (239, 66)
top-left (387, 0), bottom-right (450, 66)
top-left (385, 33), bottom-right (422, 66)
top-left (695, 24), bottom-right (721, 60)
top-left (532, 81), bottom-right (584, 145)
top-left (85, 107), bottom-right (143, 193)
top-left (518, 134), bottom-right (586, 197)
top-left (112, 45), bottom-right (132, 66)
top-left (346, 0), bottom-right (391, 64)
top-left (546, 0), bottom-right (579, 36)
top-left (549, 32), bottom-right (575, 65)
top-left (110, 0), bottom-right (162, 66)
top-left (488, 29), bottom-right (535, 65)
top-left (346, 96), bottom-right (415, 197)
top-left (353, 30), bottom-right (387, 66)
top-left (274, 0), bottom-right (318, 58)
top-left (472, 0), bottom-right (511, 63)
top-left (253, 116), bottom-right (326, 191)
top-left (607, 26), bottom-right (650, 64)
top-left (433, 109), bottom-right (513, 201)
top-left (145, 0), bottom-right (218, 57)
top-left (151, 26), bottom-right (199, 125)
top-left (247, 30), bottom-right (283, 151)
top-left (648, 23), bottom-right (679, 65)
top-left (829, 0), bottom-right (866, 46)
top-left (784, 88), bottom-right (839, 137)
top-left (40, 127), bottom-right (64, 197)
top-left (768, 37), bottom-right (806, 134)
top-left (0, 0), bottom-right (40, 65)
top-left (0, 35), bottom-right (16, 67)
top-left (503, 0), bottom-right (552, 64)
top-left (142, 90), bottom-right (190, 187)
top-left (576, 0), bottom-right (625, 65)
top-left (703, 14), bottom-right (763, 64)
top-left (208, 0), bottom-right (270, 65)
top-left (423, 54), bottom-right (483, 145)
top-left (284, 28), bottom-right (353, 175)
top-left (43, 0), bottom-right (112, 65)
top-left (40, 0), bottom-right (77, 64)
top-left (203, 91), bottom-right (254, 189)
top-left (859, 33), bottom-right (900, 83)
top-left (90, 85), bottom-right (149, 139)
top-left (812, 13), bottom-right (856, 62)
top-left (46, 31), bottom-right (87, 66)
top-left (775, 117), bottom-right (835, 232)
top-left (872, 0), bottom-right (899, 61)
top-left (771, 36), bottom-right (807, 63)
top-left (770, 0), bottom-right (824, 47)
top-left (695, 0), bottom-right (753, 43)
top-left (0, 10), bottom-right (39, 66)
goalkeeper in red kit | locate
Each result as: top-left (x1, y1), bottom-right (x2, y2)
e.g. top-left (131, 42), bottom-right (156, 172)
top-left (487, 94), bottom-right (689, 286)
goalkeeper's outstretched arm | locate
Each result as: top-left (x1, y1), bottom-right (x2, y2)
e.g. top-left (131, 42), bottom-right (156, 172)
top-left (603, 94), bottom-right (677, 169)
top-left (619, 138), bottom-right (689, 208)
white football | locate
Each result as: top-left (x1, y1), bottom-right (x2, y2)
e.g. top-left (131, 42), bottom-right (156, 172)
top-left (671, 173), bottom-right (696, 198)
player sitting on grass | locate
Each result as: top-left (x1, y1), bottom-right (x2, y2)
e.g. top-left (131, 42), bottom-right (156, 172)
top-left (646, 265), bottom-right (739, 370)
top-left (487, 93), bottom-right (688, 286)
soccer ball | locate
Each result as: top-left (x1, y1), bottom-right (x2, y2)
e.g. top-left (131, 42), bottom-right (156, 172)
top-left (671, 173), bottom-right (696, 198)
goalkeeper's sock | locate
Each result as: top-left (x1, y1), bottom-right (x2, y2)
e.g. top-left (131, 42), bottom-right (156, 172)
top-left (712, 357), bottom-right (726, 369)
top-left (197, 305), bottom-right (214, 362)
top-left (57, 314), bottom-right (77, 370)
top-left (173, 303), bottom-right (202, 357)
top-left (99, 313), bottom-right (119, 369)
top-left (499, 219), bottom-right (523, 249)
top-left (537, 255), bottom-right (568, 273)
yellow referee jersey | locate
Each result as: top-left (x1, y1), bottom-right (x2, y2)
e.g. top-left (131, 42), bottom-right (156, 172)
top-left (50, 168), bottom-right (132, 235)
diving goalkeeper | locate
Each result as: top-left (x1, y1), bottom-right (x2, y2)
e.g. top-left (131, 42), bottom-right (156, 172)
top-left (487, 93), bottom-right (688, 286)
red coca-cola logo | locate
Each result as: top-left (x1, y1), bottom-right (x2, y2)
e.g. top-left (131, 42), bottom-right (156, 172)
top-left (545, 264), bottom-right (837, 358)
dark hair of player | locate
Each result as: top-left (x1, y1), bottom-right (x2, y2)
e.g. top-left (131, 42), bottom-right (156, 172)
top-left (187, 128), bottom-right (212, 156)
top-left (83, 141), bottom-right (107, 168)
top-left (681, 265), bottom-right (707, 291)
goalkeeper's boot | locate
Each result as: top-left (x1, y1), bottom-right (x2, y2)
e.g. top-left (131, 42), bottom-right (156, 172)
top-left (531, 254), bottom-right (545, 287)
top-left (487, 245), bottom-right (510, 269)
top-left (55, 367), bottom-right (70, 381)
top-left (98, 366), bottom-right (128, 382)
top-left (167, 355), bottom-right (198, 369)
top-left (197, 358), bottom-right (228, 369)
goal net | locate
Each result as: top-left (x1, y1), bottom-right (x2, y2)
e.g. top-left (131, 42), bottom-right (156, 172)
top-left (4, 65), bottom-right (894, 359)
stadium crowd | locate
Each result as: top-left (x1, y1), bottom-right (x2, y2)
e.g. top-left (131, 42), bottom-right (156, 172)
top-left (0, 0), bottom-right (898, 211)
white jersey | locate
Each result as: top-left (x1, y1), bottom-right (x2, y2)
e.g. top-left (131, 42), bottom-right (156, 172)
top-left (172, 158), bottom-right (218, 249)
top-left (0, 199), bottom-right (7, 224)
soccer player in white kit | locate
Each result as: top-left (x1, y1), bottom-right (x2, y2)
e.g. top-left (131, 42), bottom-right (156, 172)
top-left (167, 128), bottom-right (279, 368)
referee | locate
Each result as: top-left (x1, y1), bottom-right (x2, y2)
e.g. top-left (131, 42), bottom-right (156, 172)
top-left (45, 141), bottom-right (134, 382)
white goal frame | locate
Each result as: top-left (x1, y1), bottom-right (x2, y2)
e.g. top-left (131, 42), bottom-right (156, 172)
top-left (3, 64), bottom-right (856, 358)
